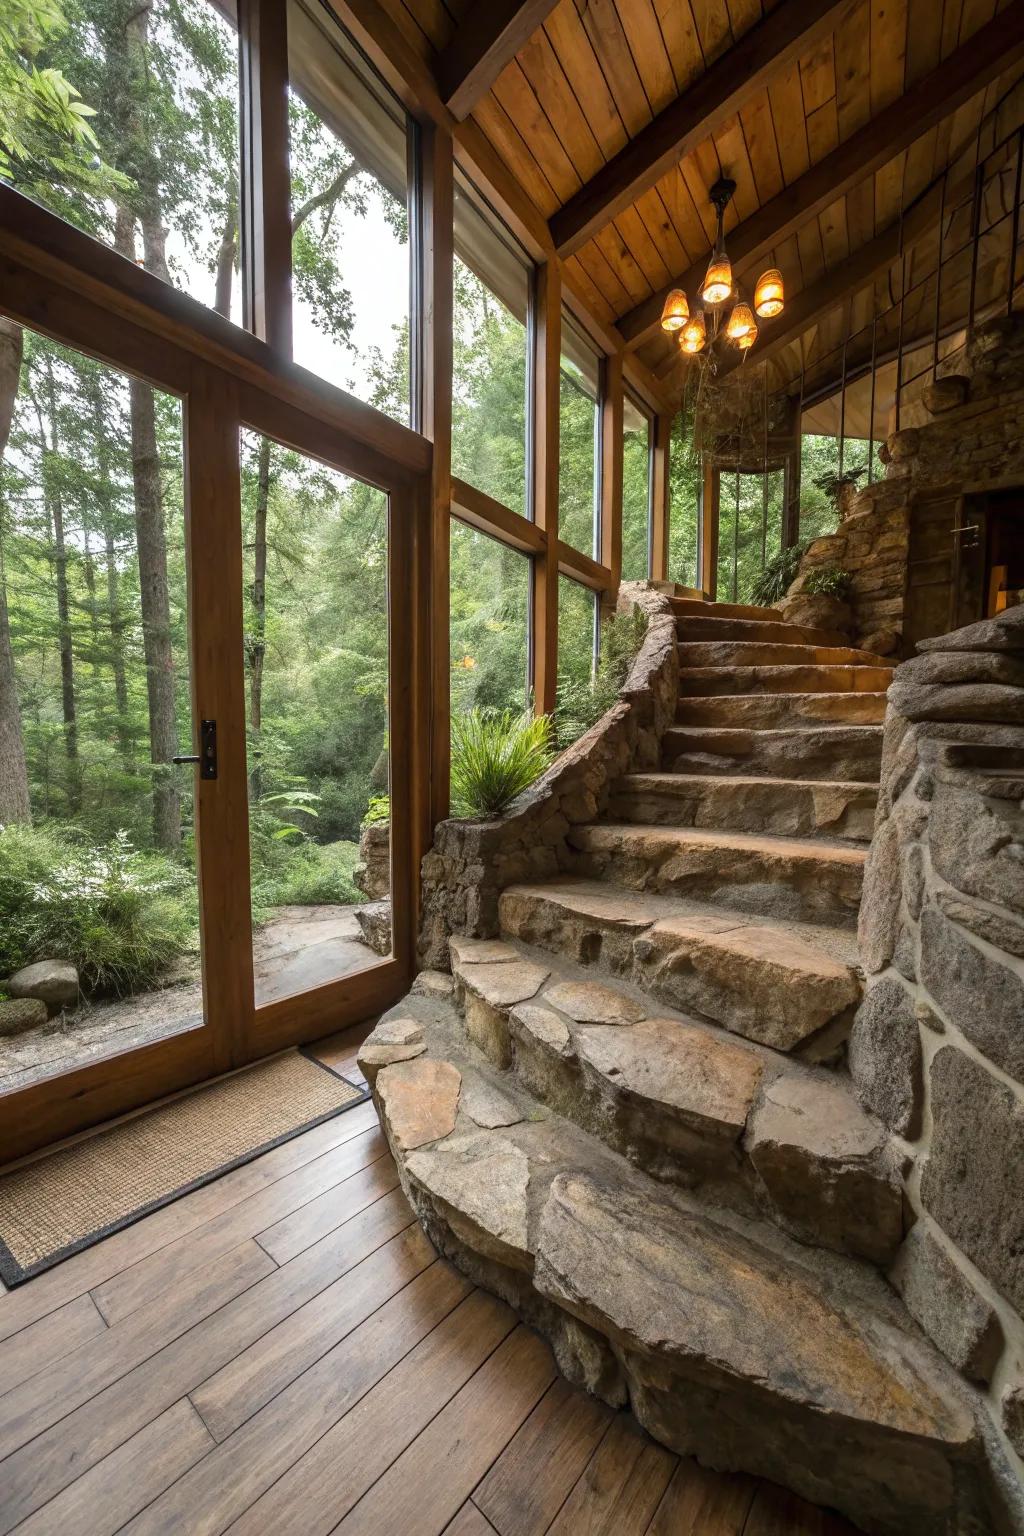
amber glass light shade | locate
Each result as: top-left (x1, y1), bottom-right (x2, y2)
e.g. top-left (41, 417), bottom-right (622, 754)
top-left (754, 268), bottom-right (784, 318)
top-left (701, 253), bottom-right (732, 306)
top-left (725, 301), bottom-right (755, 342)
top-left (660, 288), bottom-right (690, 332)
top-left (680, 309), bottom-right (707, 353)
top-left (737, 321), bottom-right (758, 351)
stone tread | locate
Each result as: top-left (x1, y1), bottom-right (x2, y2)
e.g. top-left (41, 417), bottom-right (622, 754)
top-left (670, 598), bottom-right (782, 620)
top-left (608, 772), bottom-right (877, 842)
top-left (678, 664), bottom-right (895, 697)
top-left (675, 616), bottom-right (849, 646)
top-left (662, 723), bottom-right (885, 782)
top-left (361, 994), bottom-right (982, 1536)
top-left (676, 641), bottom-right (889, 668)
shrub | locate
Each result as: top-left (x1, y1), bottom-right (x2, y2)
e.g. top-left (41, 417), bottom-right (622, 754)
top-left (749, 540), bottom-right (809, 607)
top-left (361, 793), bottom-right (390, 828)
top-left (251, 839), bottom-right (362, 910)
top-left (555, 605), bottom-right (646, 749)
top-left (450, 708), bottom-right (554, 817)
top-left (0, 824), bottom-right (196, 997)
top-left (803, 565), bottom-right (853, 600)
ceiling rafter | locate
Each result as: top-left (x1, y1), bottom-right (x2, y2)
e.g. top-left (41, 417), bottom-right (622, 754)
top-left (438, 0), bottom-right (564, 121)
top-left (548, 0), bottom-right (850, 259)
top-left (618, 3), bottom-right (1024, 350)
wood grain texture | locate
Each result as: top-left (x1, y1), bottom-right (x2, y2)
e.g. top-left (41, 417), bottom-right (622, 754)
top-left (0, 1293), bottom-right (106, 1394)
top-left (545, 1412), bottom-right (676, 1536)
top-left (439, 0), bottom-right (564, 119)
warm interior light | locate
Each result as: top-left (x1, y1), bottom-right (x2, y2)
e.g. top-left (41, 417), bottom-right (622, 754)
top-left (754, 268), bottom-right (784, 318)
top-left (680, 309), bottom-right (706, 353)
top-left (660, 288), bottom-right (690, 332)
top-left (737, 321), bottom-right (758, 351)
top-left (701, 253), bottom-right (732, 306)
top-left (725, 301), bottom-right (755, 342)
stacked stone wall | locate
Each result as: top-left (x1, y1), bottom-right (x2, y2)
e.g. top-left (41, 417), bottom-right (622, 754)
top-left (853, 605), bottom-right (1024, 1492)
top-left (791, 312), bottom-right (1024, 655)
top-left (418, 584), bottom-right (679, 969)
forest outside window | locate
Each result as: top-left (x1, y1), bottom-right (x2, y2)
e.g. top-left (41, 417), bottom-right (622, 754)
top-left (621, 392), bottom-right (652, 582)
top-left (717, 469), bottom-right (784, 605)
top-left (668, 411), bottom-right (699, 588)
top-left (286, 0), bottom-right (412, 425)
top-left (559, 316), bottom-right (601, 557)
top-left (452, 173), bottom-right (531, 519)
top-left (450, 519), bottom-right (529, 710)
top-left (2, 0), bottom-right (243, 320)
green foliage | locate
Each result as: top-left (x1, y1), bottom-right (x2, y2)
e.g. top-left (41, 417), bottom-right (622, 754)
top-left (555, 605), bottom-right (645, 750)
top-left (803, 565), bottom-right (853, 599)
top-left (0, 824), bottom-right (196, 995)
top-left (813, 467), bottom-right (866, 508)
top-left (450, 708), bottom-right (554, 818)
top-left (0, 0), bottom-right (99, 179)
top-left (251, 839), bottom-right (361, 911)
top-left (361, 793), bottom-right (390, 828)
top-left (749, 539), bottom-right (809, 607)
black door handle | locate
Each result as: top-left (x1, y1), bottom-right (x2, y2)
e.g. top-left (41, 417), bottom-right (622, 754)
top-left (172, 720), bottom-right (217, 780)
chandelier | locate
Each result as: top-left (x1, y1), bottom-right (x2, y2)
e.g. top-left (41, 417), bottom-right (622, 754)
top-left (659, 178), bottom-right (784, 358)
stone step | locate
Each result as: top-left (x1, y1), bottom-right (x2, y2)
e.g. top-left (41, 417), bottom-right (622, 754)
top-left (675, 615), bottom-right (848, 646)
top-left (358, 991), bottom-right (986, 1536)
top-left (608, 772), bottom-right (877, 841)
top-left (497, 878), bottom-right (861, 1055)
top-left (442, 938), bottom-right (895, 1261)
top-left (568, 822), bottom-right (866, 928)
top-left (678, 640), bottom-right (885, 669)
top-left (675, 691), bottom-right (890, 728)
top-left (678, 663), bottom-right (894, 697)
top-left (670, 597), bottom-right (782, 620)
top-left (662, 724), bottom-right (885, 782)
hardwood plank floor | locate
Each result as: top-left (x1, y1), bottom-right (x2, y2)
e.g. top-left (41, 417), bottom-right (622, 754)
top-left (0, 1053), bottom-right (862, 1536)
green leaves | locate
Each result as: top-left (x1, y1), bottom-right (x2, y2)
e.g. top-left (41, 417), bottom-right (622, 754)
top-left (450, 708), bottom-right (553, 819)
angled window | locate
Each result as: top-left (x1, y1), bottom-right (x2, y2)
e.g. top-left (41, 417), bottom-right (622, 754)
top-left (3, 0), bottom-right (243, 320)
top-left (669, 411), bottom-right (699, 588)
top-left (452, 173), bottom-right (531, 518)
top-left (558, 316), bottom-right (601, 557)
top-left (621, 392), bottom-right (653, 581)
top-left (286, 0), bottom-right (412, 423)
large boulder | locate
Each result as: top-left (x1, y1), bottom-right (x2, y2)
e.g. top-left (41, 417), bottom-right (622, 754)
top-left (6, 960), bottom-right (79, 1016)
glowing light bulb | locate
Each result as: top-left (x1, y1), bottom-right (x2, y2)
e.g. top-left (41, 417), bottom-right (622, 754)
top-left (754, 268), bottom-right (784, 318)
top-left (659, 288), bottom-right (690, 332)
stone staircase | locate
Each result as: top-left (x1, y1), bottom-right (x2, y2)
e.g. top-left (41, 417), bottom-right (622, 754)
top-left (359, 595), bottom-right (1001, 1535)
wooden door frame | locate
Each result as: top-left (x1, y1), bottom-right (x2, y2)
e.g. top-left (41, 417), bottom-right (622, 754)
top-left (0, 249), bottom-right (425, 1162)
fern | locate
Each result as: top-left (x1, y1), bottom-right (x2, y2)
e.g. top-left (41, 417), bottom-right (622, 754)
top-left (450, 709), bottom-right (554, 817)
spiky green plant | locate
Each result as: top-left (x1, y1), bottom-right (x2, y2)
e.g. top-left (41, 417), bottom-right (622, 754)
top-left (803, 565), bottom-right (853, 599)
top-left (450, 709), bottom-right (554, 818)
top-left (749, 539), bottom-right (810, 607)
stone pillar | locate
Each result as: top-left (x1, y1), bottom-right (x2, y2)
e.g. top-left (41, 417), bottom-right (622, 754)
top-left (355, 823), bottom-right (390, 900)
top-left (851, 606), bottom-right (1024, 1483)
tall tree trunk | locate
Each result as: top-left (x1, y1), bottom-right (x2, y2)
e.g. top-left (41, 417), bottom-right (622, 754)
top-left (0, 315), bottom-right (31, 824)
top-left (89, 383), bottom-right (132, 767)
top-left (41, 354), bottom-right (81, 812)
top-left (108, 1), bottom-right (179, 849)
top-left (247, 436), bottom-right (271, 802)
top-left (214, 181), bottom-right (237, 320)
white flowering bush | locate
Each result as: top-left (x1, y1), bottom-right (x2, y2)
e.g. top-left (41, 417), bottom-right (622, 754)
top-left (0, 824), bottom-right (197, 997)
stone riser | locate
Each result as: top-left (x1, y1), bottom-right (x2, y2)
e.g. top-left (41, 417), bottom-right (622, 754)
top-left (496, 882), bottom-right (861, 1058)
top-left (608, 774), bottom-right (877, 842)
top-left (679, 664), bottom-right (894, 697)
top-left (671, 598), bottom-right (782, 621)
top-left (678, 642), bottom-right (885, 668)
top-left (675, 617), bottom-right (848, 646)
top-left (675, 692), bottom-right (890, 728)
top-left (662, 725), bottom-right (884, 783)
top-left (568, 825), bottom-right (866, 929)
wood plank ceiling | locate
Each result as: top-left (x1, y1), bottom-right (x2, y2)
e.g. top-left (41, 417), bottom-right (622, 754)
top-left (371, 0), bottom-right (1024, 404)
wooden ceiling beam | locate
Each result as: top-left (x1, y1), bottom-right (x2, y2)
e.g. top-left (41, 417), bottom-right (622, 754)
top-left (438, 0), bottom-right (563, 121)
top-left (549, 0), bottom-right (849, 258)
top-left (619, 3), bottom-right (1024, 350)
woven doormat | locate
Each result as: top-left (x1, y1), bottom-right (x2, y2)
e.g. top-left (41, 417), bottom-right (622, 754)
top-left (0, 1050), bottom-right (369, 1287)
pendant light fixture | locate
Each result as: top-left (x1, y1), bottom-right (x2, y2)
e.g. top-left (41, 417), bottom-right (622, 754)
top-left (664, 178), bottom-right (785, 359)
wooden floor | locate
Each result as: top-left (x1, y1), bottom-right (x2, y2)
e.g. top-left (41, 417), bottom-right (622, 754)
top-left (0, 1025), bottom-right (858, 1536)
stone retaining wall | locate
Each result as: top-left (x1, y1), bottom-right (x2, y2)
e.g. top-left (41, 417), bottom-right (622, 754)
top-left (790, 312), bottom-right (1024, 655)
top-left (355, 823), bottom-right (390, 900)
top-left (853, 605), bottom-right (1024, 1495)
top-left (419, 584), bottom-right (679, 969)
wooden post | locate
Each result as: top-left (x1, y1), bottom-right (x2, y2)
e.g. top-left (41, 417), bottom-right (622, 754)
top-left (238, 0), bottom-right (292, 356)
top-left (419, 123), bottom-right (454, 831)
top-left (600, 351), bottom-right (623, 605)
top-left (532, 260), bottom-right (561, 715)
top-left (650, 410), bottom-right (671, 581)
top-left (700, 457), bottom-right (719, 600)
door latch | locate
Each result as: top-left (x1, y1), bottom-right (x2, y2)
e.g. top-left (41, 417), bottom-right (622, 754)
top-left (172, 719), bottom-right (218, 780)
